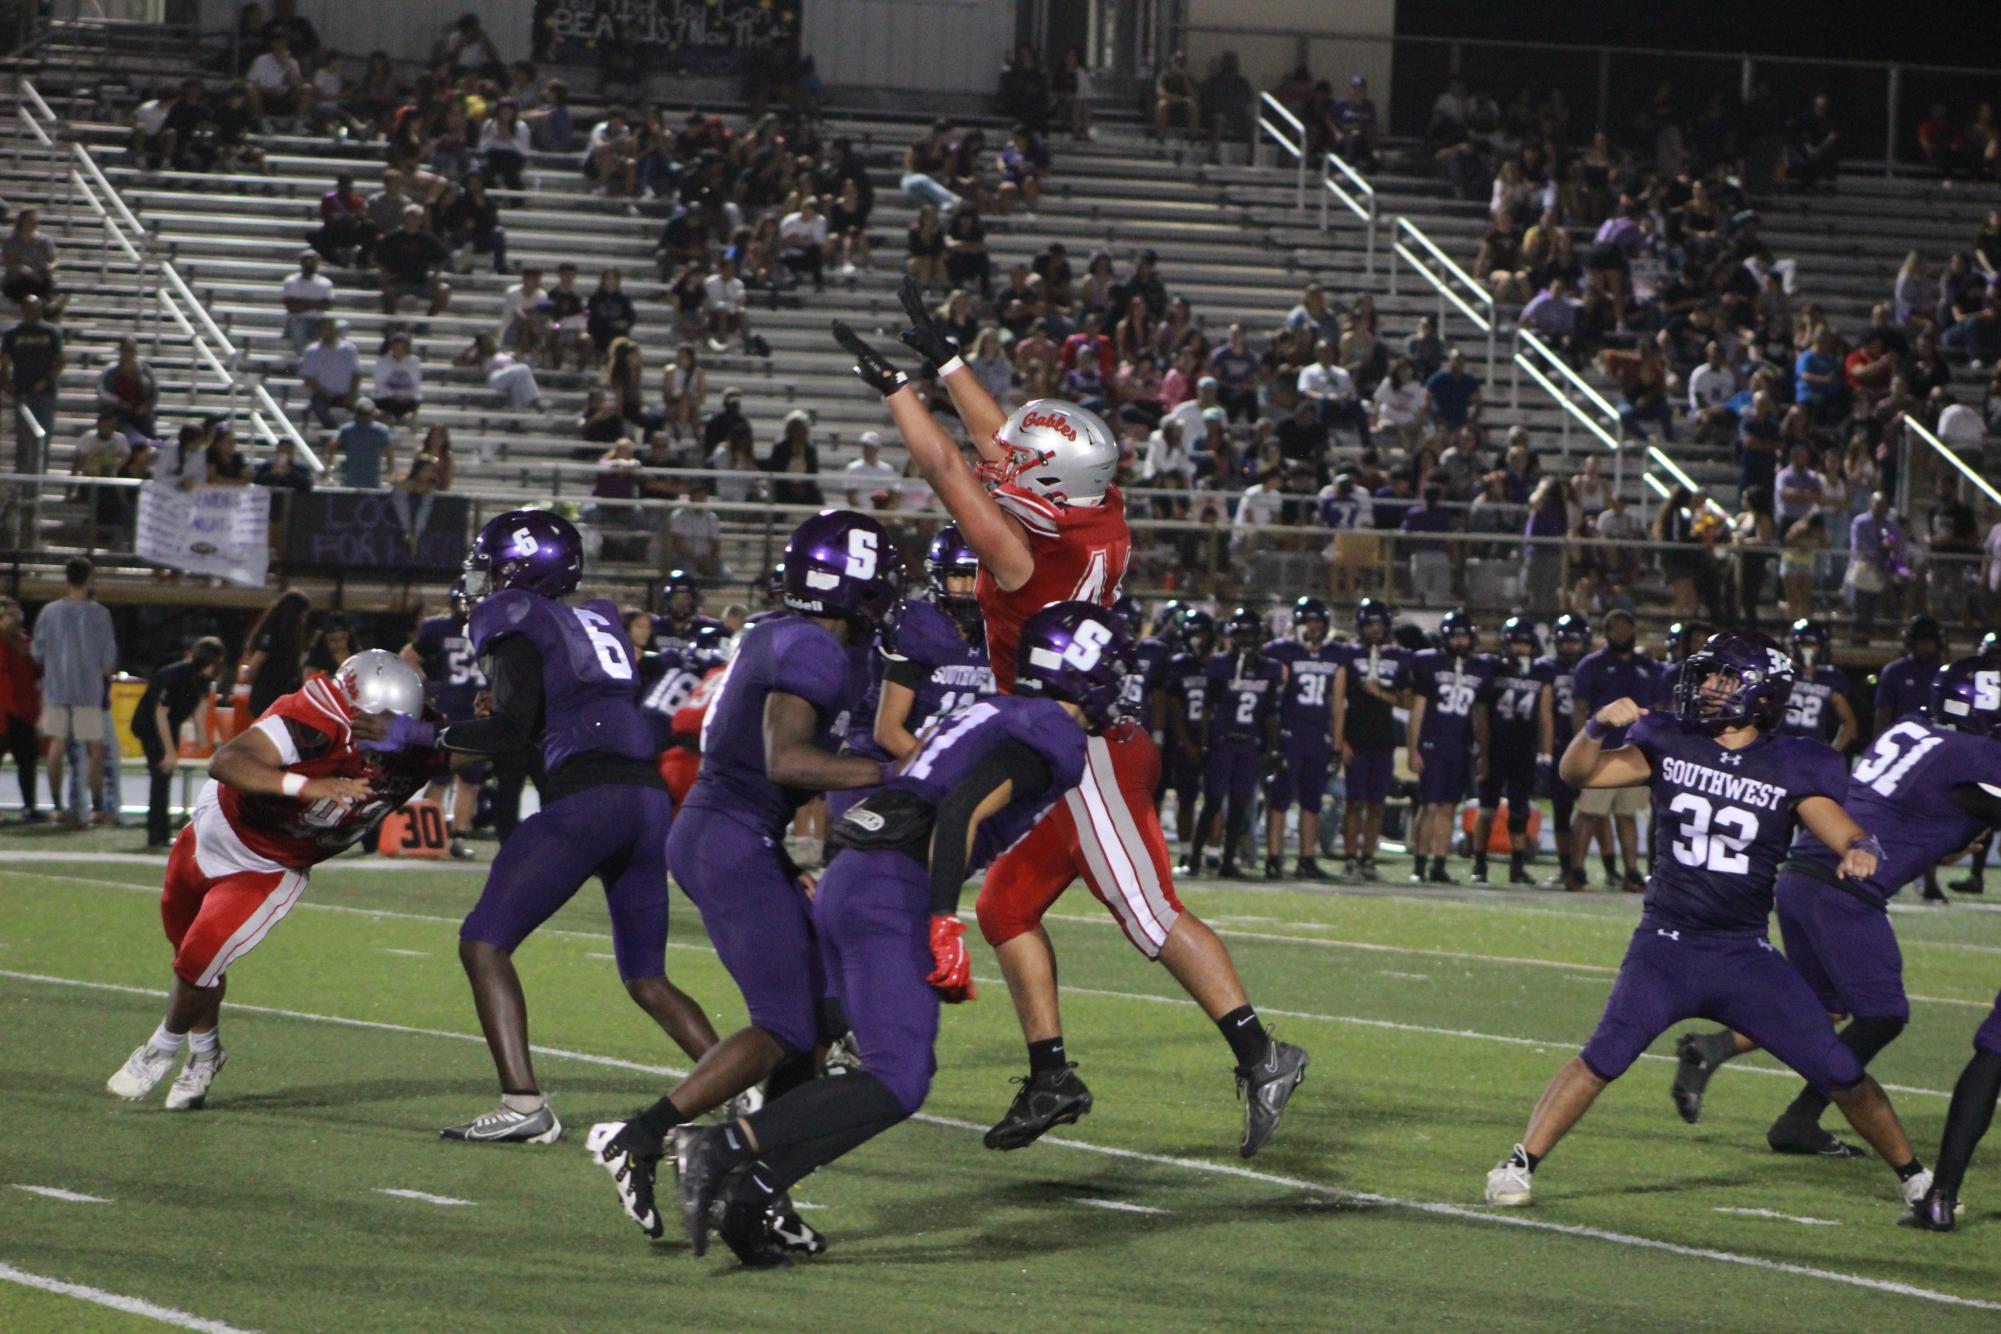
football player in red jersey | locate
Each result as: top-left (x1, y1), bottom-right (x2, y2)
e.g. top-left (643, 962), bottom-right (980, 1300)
top-left (105, 651), bottom-right (444, 1111)
top-left (833, 286), bottom-right (1307, 1158)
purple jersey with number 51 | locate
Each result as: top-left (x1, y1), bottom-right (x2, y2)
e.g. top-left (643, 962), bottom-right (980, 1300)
top-left (886, 695), bottom-right (1087, 870)
top-left (1624, 711), bottom-right (1849, 934)
top-left (1788, 717), bottom-right (2001, 905)
top-left (468, 588), bottom-right (656, 774)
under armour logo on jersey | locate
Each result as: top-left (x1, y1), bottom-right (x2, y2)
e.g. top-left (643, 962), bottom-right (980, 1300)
top-left (1720, 752), bottom-right (1742, 767)
top-left (1655, 928), bottom-right (1680, 941)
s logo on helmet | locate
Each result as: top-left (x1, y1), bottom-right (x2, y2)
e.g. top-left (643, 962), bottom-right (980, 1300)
top-left (1020, 409), bottom-right (1077, 441)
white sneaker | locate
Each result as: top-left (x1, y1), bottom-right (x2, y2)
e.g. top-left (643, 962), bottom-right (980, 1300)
top-left (585, 1121), bottom-right (664, 1238)
top-left (1903, 1167), bottom-right (1936, 1208)
top-left (107, 1043), bottom-right (178, 1100)
top-left (164, 1048), bottom-right (227, 1110)
top-left (839, 263), bottom-right (858, 279)
top-left (1486, 1147), bottom-right (1535, 1206)
top-left (440, 1102), bottom-right (563, 1143)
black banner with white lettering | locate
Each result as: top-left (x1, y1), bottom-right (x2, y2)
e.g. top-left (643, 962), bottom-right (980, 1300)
top-left (531, 0), bottom-right (803, 76)
top-left (280, 492), bottom-right (470, 577)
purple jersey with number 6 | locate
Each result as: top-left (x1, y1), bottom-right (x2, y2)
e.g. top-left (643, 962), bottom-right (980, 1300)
top-left (1266, 639), bottom-right (1341, 752)
top-left (413, 614), bottom-right (486, 721)
top-left (687, 613), bottom-right (859, 830)
top-left (469, 588), bottom-right (654, 774)
top-left (1623, 710), bottom-right (1849, 934)
top-left (846, 600), bottom-right (995, 760)
top-left (1788, 717), bottom-right (2001, 905)
top-left (885, 695), bottom-right (1087, 869)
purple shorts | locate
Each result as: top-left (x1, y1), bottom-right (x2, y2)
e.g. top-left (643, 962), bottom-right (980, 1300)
top-left (1345, 747), bottom-right (1393, 804)
top-left (459, 782), bottom-right (670, 980)
top-left (1415, 737), bottom-right (1470, 806)
top-left (1773, 872), bottom-right (1909, 1023)
top-left (813, 848), bottom-right (939, 1115)
top-left (1269, 742), bottom-right (1331, 812)
top-left (668, 802), bottom-right (826, 1053)
top-left (1203, 737), bottom-right (1261, 805)
top-left (1579, 921), bottom-right (1864, 1092)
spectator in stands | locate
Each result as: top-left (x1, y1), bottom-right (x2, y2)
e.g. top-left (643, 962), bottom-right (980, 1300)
top-left (496, 265), bottom-right (548, 356)
top-left (212, 81), bottom-right (269, 173)
top-left (455, 333), bottom-right (543, 412)
top-left (1399, 482), bottom-right (1453, 601)
top-left (245, 31), bottom-right (308, 126)
top-left (998, 43), bottom-right (1051, 133)
top-left (778, 197), bottom-right (830, 292)
top-left (666, 480), bottom-right (724, 579)
top-left (0, 596), bottom-right (39, 820)
top-left (74, 411), bottom-right (130, 477)
top-left (129, 83), bottom-right (178, 171)
top-left (377, 204), bottom-right (452, 316)
top-left (997, 127), bottom-right (1049, 217)
top-left (1792, 327), bottom-right (1844, 424)
top-left (1687, 340), bottom-right (1740, 443)
top-left (901, 119), bottom-right (960, 211)
top-left (302, 615), bottom-right (357, 679)
top-left (604, 338), bottom-right (662, 435)
top-left (578, 385), bottom-right (624, 446)
top-left (1844, 331), bottom-right (1897, 396)
top-left (661, 345), bottom-right (705, 443)
top-left (1786, 93), bottom-right (1840, 192)
top-left (707, 418), bottom-right (761, 504)
top-left (842, 431), bottom-right (898, 509)
top-left (1, 295), bottom-right (62, 467)
top-left (1569, 452), bottom-right (1612, 523)
top-left (1114, 249), bottom-right (1169, 320)
top-left (1731, 485), bottom-right (1777, 629)
top-left (1522, 476), bottom-right (1569, 614)
top-left (252, 438), bottom-right (313, 492)
top-left (1371, 357), bottom-right (1428, 455)
top-left (968, 328), bottom-right (1015, 407)
top-left (1519, 275), bottom-right (1583, 356)
top-left (942, 205), bottom-right (991, 298)
top-left (1284, 282), bottom-right (1340, 351)
top-left (94, 337), bottom-right (160, 439)
top-left (1200, 51), bottom-right (1254, 153)
top-left (584, 267), bottom-right (635, 363)
top-left (702, 254), bottom-right (751, 354)
top-left (299, 316), bottom-right (360, 428)
top-left (2, 209), bottom-right (62, 315)
top-left (1423, 348), bottom-right (1482, 431)
top-left (1209, 325), bottom-right (1261, 421)
top-left (1943, 289), bottom-right (2001, 366)
top-left (280, 250), bottom-right (335, 356)
top-left (33, 557), bottom-right (117, 827)
top-left (371, 331), bottom-right (422, 422)
top-left (1602, 340), bottom-right (1673, 440)
top-left (764, 412), bottom-right (822, 507)
top-left (205, 423), bottom-right (251, 487)
top-left (901, 202), bottom-right (948, 293)
top-left (1298, 340), bottom-right (1367, 446)
top-left (1332, 75), bottom-right (1380, 170)
top-left (1401, 314), bottom-right (1445, 382)
top-left (330, 398), bottom-right (393, 489)
top-left (437, 12), bottom-right (505, 83)
top-left (1846, 491), bottom-right (1901, 639)
top-left (479, 99), bottom-right (530, 195)
top-left (309, 173), bottom-right (373, 267)
top-left (1153, 51), bottom-right (1199, 139)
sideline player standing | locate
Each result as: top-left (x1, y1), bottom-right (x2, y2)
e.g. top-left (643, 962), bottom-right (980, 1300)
top-left (1569, 609), bottom-right (1656, 892)
top-left (1484, 630), bottom-right (1934, 1210)
top-left (835, 286), bottom-right (1306, 1157)
top-left (1777, 617), bottom-right (1857, 751)
top-left (1179, 607), bottom-right (1283, 880)
top-left (1331, 598), bottom-right (1406, 881)
top-left (1537, 614), bottom-right (1589, 889)
top-left (1406, 609), bottom-right (1492, 885)
top-left (107, 651), bottom-right (439, 1110)
top-left (1112, 594), bottom-right (1171, 747)
top-left (671, 602), bottom-right (1126, 1266)
top-left (652, 569), bottom-right (725, 658)
top-left (1673, 654), bottom-right (2001, 1163)
top-left (1264, 596), bottom-right (1341, 880)
top-left (1472, 616), bottom-right (1545, 885)
top-left (360, 510), bottom-right (718, 1143)
top-left (401, 605), bottom-right (486, 858)
top-left (1163, 607), bottom-right (1216, 845)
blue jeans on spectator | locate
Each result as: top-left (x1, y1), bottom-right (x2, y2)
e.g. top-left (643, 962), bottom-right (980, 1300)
top-left (1943, 315), bottom-right (2001, 363)
top-left (65, 708), bottom-right (120, 823)
top-left (305, 391), bottom-right (348, 430)
top-left (285, 312), bottom-right (321, 355)
top-left (1619, 396), bottom-right (1675, 441)
top-left (900, 172), bottom-right (960, 211)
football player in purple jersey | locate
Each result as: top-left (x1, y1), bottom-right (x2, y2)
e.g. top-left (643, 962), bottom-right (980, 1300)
top-left (1485, 630), bottom-right (1933, 1212)
top-left (1673, 655), bottom-right (2001, 1169)
top-left (1906, 656), bottom-right (2001, 1229)
top-left (1407, 609), bottom-right (1494, 885)
top-left (401, 603), bottom-right (487, 858)
top-left (1874, 614), bottom-right (1945, 733)
top-left (355, 509), bottom-right (719, 1144)
top-left (1472, 616), bottom-right (1546, 885)
top-left (1570, 609), bottom-right (1658, 893)
top-left (1163, 607), bottom-right (1217, 848)
top-left (1332, 598), bottom-right (1409, 880)
top-left (1652, 620), bottom-right (1710, 710)
top-left (1263, 596), bottom-right (1341, 880)
top-left (653, 568), bottom-right (728, 657)
top-left (1113, 593), bottom-right (1173, 749)
top-left (1777, 618), bottom-right (1857, 751)
top-left (1944, 628), bottom-right (2000, 895)
top-left (1536, 613), bottom-right (1590, 889)
top-left (1181, 607), bottom-right (1285, 879)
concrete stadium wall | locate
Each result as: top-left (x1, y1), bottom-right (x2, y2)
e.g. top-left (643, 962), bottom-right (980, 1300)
top-left (1182, 0), bottom-right (1395, 115)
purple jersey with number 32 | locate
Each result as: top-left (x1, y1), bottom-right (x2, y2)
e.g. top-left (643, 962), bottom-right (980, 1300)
top-left (468, 588), bottom-right (655, 774)
top-left (885, 695), bottom-right (1087, 869)
top-left (1624, 710), bottom-right (1849, 934)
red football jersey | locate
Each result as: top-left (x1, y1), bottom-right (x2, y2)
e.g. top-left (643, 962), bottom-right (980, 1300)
top-left (975, 483), bottom-right (1130, 692)
top-left (659, 664), bottom-right (726, 805)
top-left (218, 677), bottom-right (443, 869)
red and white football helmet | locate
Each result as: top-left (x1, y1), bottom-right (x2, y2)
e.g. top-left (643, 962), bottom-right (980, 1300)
top-left (981, 398), bottom-right (1118, 507)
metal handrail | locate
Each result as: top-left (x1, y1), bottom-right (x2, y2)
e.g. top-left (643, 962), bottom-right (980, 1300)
top-left (16, 80), bottom-right (321, 473)
top-left (1388, 216), bottom-right (1497, 377)
top-left (1254, 92), bottom-right (1307, 210)
top-left (1319, 150), bottom-right (1378, 274)
top-left (1905, 417), bottom-right (2001, 509)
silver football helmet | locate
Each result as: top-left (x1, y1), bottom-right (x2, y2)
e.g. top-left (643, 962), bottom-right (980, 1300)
top-left (335, 649), bottom-right (424, 717)
top-left (982, 398), bottom-right (1118, 506)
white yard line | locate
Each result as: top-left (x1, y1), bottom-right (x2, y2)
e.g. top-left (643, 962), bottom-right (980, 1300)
top-left (379, 949), bottom-right (429, 958)
top-left (1072, 1197), bottom-right (1169, 1215)
top-left (2, 965), bottom-right (1992, 1314)
top-left (12, 1184), bottom-right (110, 1203)
top-left (1714, 1207), bottom-right (1840, 1227)
top-left (0, 1260), bottom-right (261, 1333)
top-left (375, 1189), bottom-right (473, 1207)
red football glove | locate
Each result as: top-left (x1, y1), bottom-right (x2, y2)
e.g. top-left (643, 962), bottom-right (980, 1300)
top-left (925, 914), bottom-right (976, 1003)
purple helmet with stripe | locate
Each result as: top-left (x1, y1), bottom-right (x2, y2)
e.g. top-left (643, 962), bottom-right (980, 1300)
top-left (1292, 596), bottom-right (1331, 642)
top-left (462, 509), bottom-right (583, 608)
top-left (1930, 656), bottom-right (2001, 739)
top-left (1111, 593), bottom-right (1143, 639)
top-left (1355, 597), bottom-right (1393, 643)
top-left (1673, 629), bottom-right (1797, 735)
top-left (782, 510), bottom-right (902, 628)
top-left (925, 522), bottom-right (982, 635)
top-left (687, 622), bottom-right (732, 671)
top-left (1015, 600), bottom-right (1132, 732)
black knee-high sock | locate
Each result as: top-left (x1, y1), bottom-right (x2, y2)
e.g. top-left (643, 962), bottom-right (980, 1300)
top-left (1934, 1050), bottom-right (2001, 1199)
top-left (1780, 1016), bottom-right (1907, 1124)
top-left (746, 1070), bottom-right (912, 1190)
top-left (764, 1049), bottom-right (817, 1102)
top-left (632, 1094), bottom-right (691, 1148)
top-left (1188, 797), bottom-right (1221, 867)
top-left (1219, 797), bottom-right (1248, 868)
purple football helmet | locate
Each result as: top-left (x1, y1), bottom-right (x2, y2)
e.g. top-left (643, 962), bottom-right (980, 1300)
top-left (1226, 606), bottom-right (1264, 648)
top-left (760, 563), bottom-right (786, 608)
top-left (1930, 656), bottom-right (2001, 739)
top-left (1789, 616), bottom-right (1831, 666)
top-left (782, 510), bottom-right (902, 628)
top-left (1439, 608), bottom-right (1477, 653)
top-left (1292, 596), bottom-right (1331, 642)
top-left (1502, 615), bottom-right (1540, 654)
top-left (1111, 593), bottom-right (1143, 639)
top-left (661, 568), bottom-right (701, 616)
top-left (1355, 597), bottom-right (1393, 643)
top-left (1177, 606), bottom-right (1216, 656)
top-left (1552, 612), bottom-right (1590, 656)
top-left (1673, 629), bottom-right (1797, 735)
top-left (1015, 600), bottom-right (1132, 731)
top-left (687, 622), bottom-right (732, 671)
top-left (462, 509), bottom-right (582, 608)
top-left (925, 523), bottom-right (982, 635)
top-left (1979, 630), bottom-right (1999, 660)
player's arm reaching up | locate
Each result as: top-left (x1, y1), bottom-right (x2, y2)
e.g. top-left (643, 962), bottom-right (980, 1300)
top-left (897, 275), bottom-right (1009, 445)
top-left (1558, 697), bottom-right (1652, 789)
top-left (833, 320), bottom-right (1035, 590)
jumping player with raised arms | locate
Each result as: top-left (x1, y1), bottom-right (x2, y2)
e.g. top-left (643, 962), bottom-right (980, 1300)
top-left (833, 282), bottom-right (1306, 1158)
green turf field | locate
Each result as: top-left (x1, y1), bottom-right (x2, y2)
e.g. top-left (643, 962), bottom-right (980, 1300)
top-left (5, 825), bottom-right (2001, 1331)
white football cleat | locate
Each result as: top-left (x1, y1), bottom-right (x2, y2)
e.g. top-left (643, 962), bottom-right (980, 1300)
top-left (1486, 1148), bottom-right (1535, 1206)
top-left (164, 1049), bottom-right (227, 1110)
top-left (1902, 1168), bottom-right (1936, 1208)
top-left (440, 1103), bottom-right (563, 1143)
top-left (107, 1043), bottom-right (178, 1101)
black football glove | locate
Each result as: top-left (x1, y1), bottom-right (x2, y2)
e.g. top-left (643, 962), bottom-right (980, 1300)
top-left (896, 274), bottom-right (960, 369)
top-left (832, 321), bottom-right (909, 397)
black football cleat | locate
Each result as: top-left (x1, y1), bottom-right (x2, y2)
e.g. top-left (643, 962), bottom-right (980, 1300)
top-left (670, 1124), bottom-right (735, 1256)
top-left (1263, 856), bottom-right (1284, 880)
top-left (716, 1174), bottom-right (793, 1268)
top-left (1427, 862), bottom-right (1457, 886)
top-left (766, 1192), bottom-right (828, 1256)
top-left (1900, 1188), bottom-right (1959, 1232)
top-left (1470, 857), bottom-right (1489, 883)
top-left (1669, 1034), bottom-right (1717, 1125)
top-left (1508, 858), bottom-right (1535, 886)
top-left (984, 1063), bottom-right (1093, 1150)
top-left (1765, 1114), bottom-right (1863, 1158)
top-left (1950, 875), bottom-right (1985, 896)
top-left (1237, 1037), bottom-right (1309, 1158)
top-left (1294, 857), bottom-right (1326, 880)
